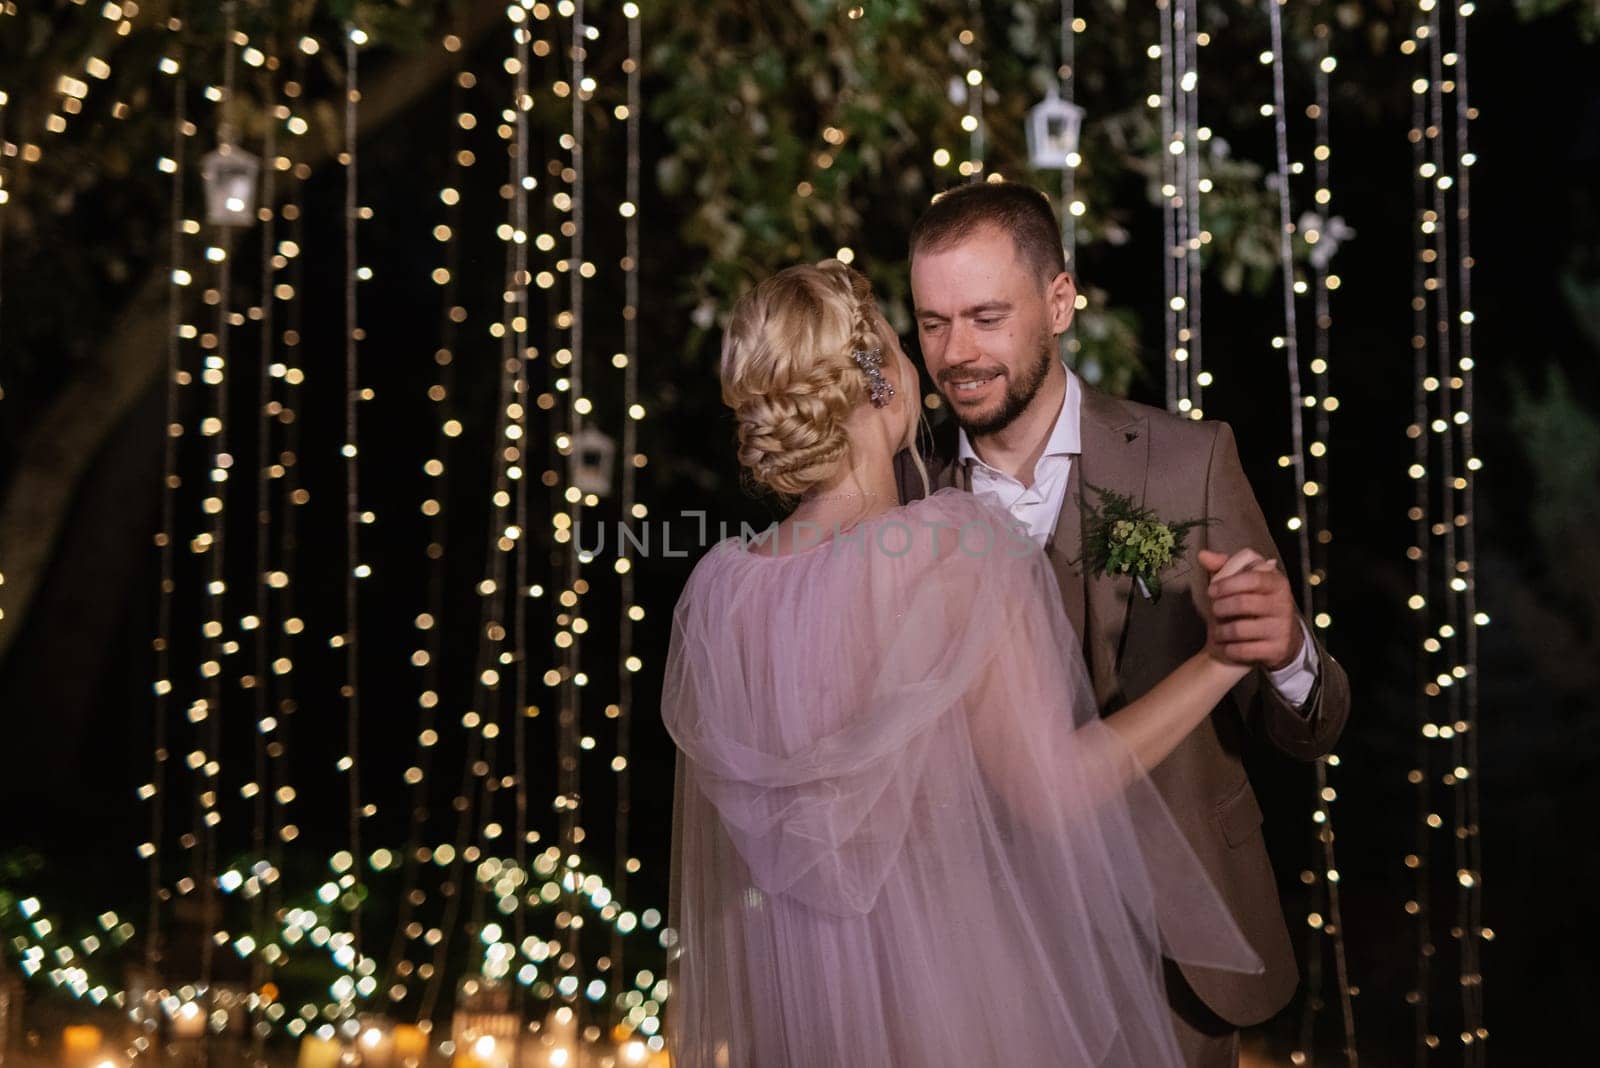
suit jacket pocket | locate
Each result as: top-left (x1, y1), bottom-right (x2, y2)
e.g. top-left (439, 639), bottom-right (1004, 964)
top-left (1214, 778), bottom-right (1264, 848)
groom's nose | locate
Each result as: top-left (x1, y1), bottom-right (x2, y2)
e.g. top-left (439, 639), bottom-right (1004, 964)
top-left (944, 321), bottom-right (982, 365)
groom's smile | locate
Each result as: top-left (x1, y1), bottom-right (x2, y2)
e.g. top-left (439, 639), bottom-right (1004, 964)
top-left (944, 367), bottom-right (1005, 399)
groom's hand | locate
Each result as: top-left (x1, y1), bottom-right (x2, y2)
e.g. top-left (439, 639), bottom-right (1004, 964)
top-left (1197, 548), bottom-right (1305, 671)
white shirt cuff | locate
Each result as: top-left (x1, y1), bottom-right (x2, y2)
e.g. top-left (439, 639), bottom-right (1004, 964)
top-left (1267, 619), bottom-right (1321, 710)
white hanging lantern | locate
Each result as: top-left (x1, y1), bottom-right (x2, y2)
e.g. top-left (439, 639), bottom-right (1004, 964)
top-left (571, 425), bottom-right (617, 498)
top-left (201, 143), bottom-right (261, 226)
top-left (1026, 86), bottom-right (1086, 171)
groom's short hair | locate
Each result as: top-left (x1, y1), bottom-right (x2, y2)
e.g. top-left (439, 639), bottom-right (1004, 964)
top-left (910, 181), bottom-right (1069, 287)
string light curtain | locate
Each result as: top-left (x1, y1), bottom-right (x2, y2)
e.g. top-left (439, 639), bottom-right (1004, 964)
top-left (340, 18), bottom-right (370, 968)
top-left (1305, 0), bottom-right (1337, 643)
top-left (610, 0), bottom-right (645, 1028)
top-left (246, 18), bottom-right (281, 1053)
top-left (960, 6), bottom-right (984, 181)
top-left (556, 0), bottom-right (591, 1027)
top-left (267, 19), bottom-right (317, 961)
top-left (1156, 0), bottom-right (1204, 417)
top-left (384, 13), bottom-right (474, 1012)
top-left (1056, 0), bottom-right (1079, 266)
top-left (141, 9), bottom-right (191, 1039)
top-left (195, 0), bottom-right (244, 1001)
top-left (1262, 1), bottom-right (1356, 1063)
top-left (510, 0), bottom-right (535, 1016)
top-left (1404, 0), bottom-right (1488, 1060)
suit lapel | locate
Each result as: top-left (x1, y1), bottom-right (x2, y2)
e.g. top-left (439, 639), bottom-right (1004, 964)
top-left (1044, 460), bottom-right (1087, 644)
top-left (1077, 387), bottom-right (1150, 706)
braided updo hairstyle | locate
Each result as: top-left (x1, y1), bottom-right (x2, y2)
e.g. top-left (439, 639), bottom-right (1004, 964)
top-left (720, 260), bottom-right (892, 498)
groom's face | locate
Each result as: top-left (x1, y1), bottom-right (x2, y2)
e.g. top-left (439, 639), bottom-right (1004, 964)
top-left (910, 225), bottom-right (1070, 437)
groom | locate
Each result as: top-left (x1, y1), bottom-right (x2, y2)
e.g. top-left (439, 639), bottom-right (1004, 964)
top-left (896, 181), bottom-right (1351, 1067)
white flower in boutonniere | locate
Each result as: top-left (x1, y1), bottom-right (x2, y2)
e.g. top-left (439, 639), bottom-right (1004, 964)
top-left (1078, 484), bottom-right (1211, 603)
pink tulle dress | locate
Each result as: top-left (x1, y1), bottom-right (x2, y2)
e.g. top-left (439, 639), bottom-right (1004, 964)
top-left (662, 488), bottom-right (1261, 1067)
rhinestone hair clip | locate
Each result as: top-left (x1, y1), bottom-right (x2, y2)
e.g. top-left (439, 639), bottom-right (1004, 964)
top-left (852, 347), bottom-right (896, 408)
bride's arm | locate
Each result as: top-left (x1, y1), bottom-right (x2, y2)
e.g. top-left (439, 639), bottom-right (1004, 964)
top-left (1102, 548), bottom-right (1270, 770)
top-left (1103, 651), bottom-right (1248, 771)
top-left (965, 547), bottom-right (1260, 821)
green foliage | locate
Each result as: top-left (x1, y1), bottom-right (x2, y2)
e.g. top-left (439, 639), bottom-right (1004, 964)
top-left (1512, 364), bottom-right (1600, 554)
top-left (1077, 482), bottom-right (1208, 602)
top-left (1513, 0), bottom-right (1600, 41)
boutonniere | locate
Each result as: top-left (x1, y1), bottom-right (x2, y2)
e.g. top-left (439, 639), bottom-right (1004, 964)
top-left (1077, 483), bottom-right (1210, 603)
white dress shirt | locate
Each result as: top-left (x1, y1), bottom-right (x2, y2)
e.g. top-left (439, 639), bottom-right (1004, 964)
top-left (956, 366), bottom-right (1320, 708)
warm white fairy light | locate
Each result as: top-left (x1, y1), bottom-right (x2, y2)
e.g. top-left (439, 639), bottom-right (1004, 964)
top-left (1055, 0), bottom-right (1081, 266)
top-left (341, 19), bottom-right (368, 970)
top-left (270, 18), bottom-right (313, 886)
top-left (560, 0), bottom-right (591, 1018)
top-left (1406, 0), bottom-right (1487, 1057)
top-left (385, 21), bottom-right (477, 1014)
top-left (959, 7), bottom-right (984, 180)
top-left (611, 0), bottom-right (645, 1028)
top-left (1306, 0), bottom-right (1336, 635)
top-left (419, 4), bottom-right (529, 1024)
top-left (1179, 0), bottom-right (1203, 418)
top-left (1156, 0), bottom-right (1203, 416)
top-left (142, 14), bottom-right (190, 1032)
top-left (1450, 2), bottom-right (1487, 1052)
top-left (195, 0), bottom-right (244, 998)
top-left (246, 28), bottom-right (282, 1050)
top-left (509, 0), bottom-right (538, 1014)
top-left (1263, 2), bottom-right (1356, 1062)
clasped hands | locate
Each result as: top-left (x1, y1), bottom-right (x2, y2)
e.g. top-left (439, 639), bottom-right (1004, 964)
top-left (1196, 548), bottom-right (1305, 672)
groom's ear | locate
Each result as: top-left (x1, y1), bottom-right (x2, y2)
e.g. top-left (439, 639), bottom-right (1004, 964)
top-left (1046, 270), bottom-right (1077, 336)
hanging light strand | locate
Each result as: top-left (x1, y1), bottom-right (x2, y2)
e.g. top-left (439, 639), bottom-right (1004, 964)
top-left (1264, 1), bottom-right (1358, 1063)
top-left (511, 0), bottom-right (536, 988)
top-left (1450, 0), bottom-right (1486, 1052)
top-left (560, 0), bottom-right (591, 1010)
top-left (269, 24), bottom-right (315, 920)
top-left (1413, 0), bottom-right (1487, 1056)
top-left (1157, 0), bottom-right (1204, 416)
top-left (1403, 32), bottom-right (1435, 1059)
top-left (1180, 0), bottom-right (1203, 418)
top-left (341, 19), bottom-right (368, 967)
top-left (1308, 2), bottom-right (1334, 631)
top-left (611, 0), bottom-right (644, 1016)
top-left (961, 7), bottom-right (984, 179)
top-left (1057, 0), bottom-right (1078, 264)
top-left (197, 0), bottom-right (244, 999)
top-left (384, 19), bottom-right (473, 1007)
top-left (143, 9), bottom-right (190, 1009)
top-left (248, 26), bottom-right (280, 1045)
top-left (1158, 0), bottom-right (1177, 411)
top-left (418, 5), bottom-right (525, 1014)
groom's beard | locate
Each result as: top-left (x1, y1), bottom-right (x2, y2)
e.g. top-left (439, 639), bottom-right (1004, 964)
top-left (941, 333), bottom-right (1054, 438)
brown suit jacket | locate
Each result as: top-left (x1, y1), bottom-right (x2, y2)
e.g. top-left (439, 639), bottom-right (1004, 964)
top-left (895, 384), bottom-right (1351, 1027)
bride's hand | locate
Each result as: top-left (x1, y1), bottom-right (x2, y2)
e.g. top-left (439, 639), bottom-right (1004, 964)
top-left (1196, 548), bottom-right (1278, 667)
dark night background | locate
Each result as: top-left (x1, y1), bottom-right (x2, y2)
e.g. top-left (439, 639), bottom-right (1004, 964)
top-left (1, 0), bottom-right (1597, 1064)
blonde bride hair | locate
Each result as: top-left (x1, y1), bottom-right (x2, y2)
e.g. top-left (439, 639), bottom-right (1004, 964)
top-left (720, 259), bottom-right (929, 499)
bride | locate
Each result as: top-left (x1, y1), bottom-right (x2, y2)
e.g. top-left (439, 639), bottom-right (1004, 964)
top-left (661, 260), bottom-right (1268, 1066)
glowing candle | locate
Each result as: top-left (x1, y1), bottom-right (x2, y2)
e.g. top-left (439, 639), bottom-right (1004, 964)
top-left (63, 1025), bottom-right (103, 1059)
top-left (298, 1035), bottom-right (344, 1068)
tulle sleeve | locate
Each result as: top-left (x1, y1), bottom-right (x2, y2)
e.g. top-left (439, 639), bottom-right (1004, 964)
top-left (662, 489), bottom-right (1262, 1067)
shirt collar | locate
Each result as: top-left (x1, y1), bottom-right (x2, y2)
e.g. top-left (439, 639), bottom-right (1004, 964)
top-left (956, 364), bottom-right (1082, 473)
